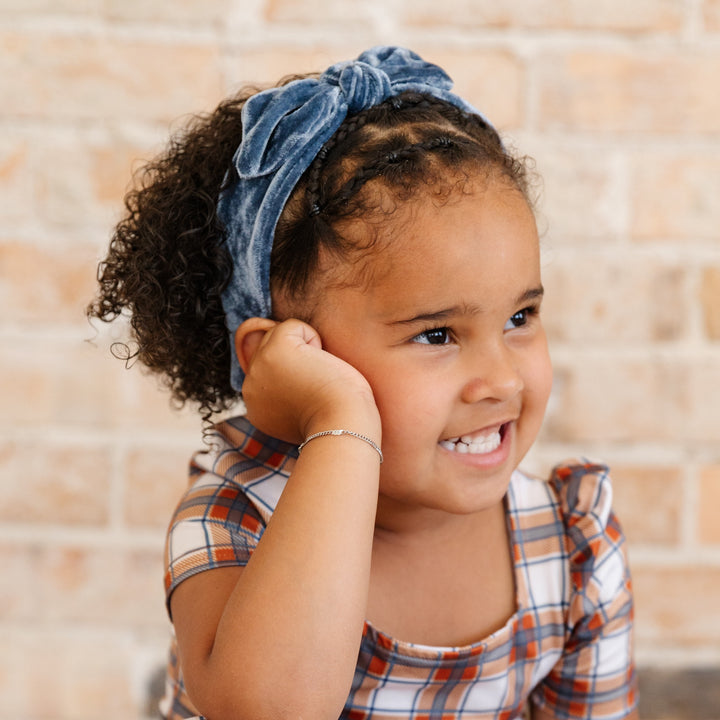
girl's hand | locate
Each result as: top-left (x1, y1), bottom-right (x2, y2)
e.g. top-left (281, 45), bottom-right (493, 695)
top-left (236, 318), bottom-right (381, 445)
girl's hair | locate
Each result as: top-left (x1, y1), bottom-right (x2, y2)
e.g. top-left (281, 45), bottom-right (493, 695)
top-left (87, 77), bottom-right (533, 422)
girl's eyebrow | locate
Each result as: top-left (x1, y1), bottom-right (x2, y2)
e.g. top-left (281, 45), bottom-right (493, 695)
top-left (387, 285), bottom-right (544, 327)
top-left (518, 285), bottom-right (545, 305)
top-left (388, 306), bottom-right (475, 327)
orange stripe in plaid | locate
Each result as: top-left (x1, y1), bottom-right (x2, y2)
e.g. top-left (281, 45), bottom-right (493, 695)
top-left (244, 437), bottom-right (263, 457)
top-left (209, 503), bottom-right (230, 520)
top-left (266, 451), bottom-right (287, 468)
top-left (367, 655), bottom-right (388, 676)
top-left (345, 710), bottom-right (367, 720)
top-left (434, 664), bottom-right (479, 682)
top-left (214, 547), bottom-right (237, 563)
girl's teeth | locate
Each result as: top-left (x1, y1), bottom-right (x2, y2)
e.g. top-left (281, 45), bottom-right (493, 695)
top-left (440, 431), bottom-right (502, 455)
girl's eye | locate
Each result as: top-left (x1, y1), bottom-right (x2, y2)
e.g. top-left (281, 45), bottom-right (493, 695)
top-left (412, 327), bottom-right (452, 345)
top-left (504, 307), bottom-right (536, 331)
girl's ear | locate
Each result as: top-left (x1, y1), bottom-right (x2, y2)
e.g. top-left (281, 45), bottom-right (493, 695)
top-left (234, 317), bottom-right (278, 375)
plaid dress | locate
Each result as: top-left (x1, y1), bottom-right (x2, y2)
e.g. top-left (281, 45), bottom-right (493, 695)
top-left (161, 416), bottom-right (637, 719)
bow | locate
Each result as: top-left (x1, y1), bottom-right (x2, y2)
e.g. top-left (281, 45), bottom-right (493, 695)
top-left (236, 46), bottom-right (463, 178)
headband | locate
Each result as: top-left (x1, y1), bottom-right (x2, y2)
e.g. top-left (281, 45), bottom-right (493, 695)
top-left (217, 46), bottom-right (487, 391)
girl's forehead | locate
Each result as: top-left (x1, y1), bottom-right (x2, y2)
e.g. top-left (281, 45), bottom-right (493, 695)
top-left (310, 179), bottom-right (539, 317)
top-left (327, 176), bottom-right (534, 279)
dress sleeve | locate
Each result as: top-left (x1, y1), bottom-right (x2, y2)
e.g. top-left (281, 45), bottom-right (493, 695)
top-left (163, 457), bottom-right (266, 616)
top-left (531, 462), bottom-right (638, 719)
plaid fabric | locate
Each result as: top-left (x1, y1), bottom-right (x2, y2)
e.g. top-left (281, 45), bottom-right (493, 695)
top-left (161, 416), bottom-right (637, 719)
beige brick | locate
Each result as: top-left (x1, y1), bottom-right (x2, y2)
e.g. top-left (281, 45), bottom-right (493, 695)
top-left (698, 466), bottom-right (720, 544)
top-left (542, 254), bottom-right (686, 343)
top-left (106, 0), bottom-right (230, 24)
top-left (229, 47), bottom-right (351, 87)
top-left (124, 445), bottom-right (196, 528)
top-left (0, 630), bottom-right (137, 717)
top-left (537, 50), bottom-right (720, 134)
top-left (0, 336), bottom-right (202, 434)
top-left (705, 0), bottom-right (720, 31)
top-left (0, 340), bottom-right (97, 429)
top-left (633, 565), bottom-right (720, 646)
top-left (0, 542), bottom-right (166, 626)
top-left (533, 146), bottom-right (622, 241)
top-left (631, 154), bottom-right (720, 241)
top-left (0, 544), bottom-right (40, 620)
top-left (266, 0), bottom-right (376, 25)
top-left (0, 0), bottom-right (99, 14)
top-left (0, 339), bottom-right (126, 429)
top-left (106, 359), bottom-right (205, 433)
top-left (90, 142), bottom-right (151, 205)
top-left (0, 240), bottom-right (99, 324)
top-left (0, 0), bottom-right (103, 17)
top-left (701, 267), bottom-right (720, 340)
top-left (610, 465), bottom-right (683, 545)
top-left (0, 441), bottom-right (110, 525)
top-left (544, 358), bottom-right (720, 444)
top-left (399, 0), bottom-right (684, 31)
top-left (32, 134), bottom-right (150, 228)
top-left (0, 32), bottom-right (223, 121)
top-left (413, 48), bottom-right (524, 129)
top-left (0, 135), bottom-right (33, 225)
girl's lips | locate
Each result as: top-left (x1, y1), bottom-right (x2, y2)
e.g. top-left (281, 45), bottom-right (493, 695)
top-left (438, 423), bottom-right (509, 455)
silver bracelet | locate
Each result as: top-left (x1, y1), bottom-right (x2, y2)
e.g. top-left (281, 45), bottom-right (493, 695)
top-left (297, 429), bottom-right (383, 463)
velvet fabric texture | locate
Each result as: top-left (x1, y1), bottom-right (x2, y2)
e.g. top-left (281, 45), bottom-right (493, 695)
top-left (217, 46), bottom-right (488, 391)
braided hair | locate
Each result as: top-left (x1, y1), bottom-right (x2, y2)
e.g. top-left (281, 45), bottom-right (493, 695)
top-left (273, 91), bottom-right (533, 309)
top-left (88, 83), bottom-right (533, 422)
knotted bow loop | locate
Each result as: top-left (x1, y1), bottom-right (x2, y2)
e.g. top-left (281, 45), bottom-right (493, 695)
top-left (332, 61), bottom-right (392, 113)
top-left (235, 78), bottom-right (339, 178)
top-left (235, 47), bottom-right (462, 179)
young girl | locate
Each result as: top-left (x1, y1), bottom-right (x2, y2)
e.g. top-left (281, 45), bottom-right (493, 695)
top-left (89, 46), bottom-right (637, 719)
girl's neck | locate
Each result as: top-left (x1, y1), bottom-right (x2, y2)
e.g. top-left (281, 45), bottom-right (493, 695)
top-left (373, 493), bottom-right (508, 544)
top-left (368, 499), bottom-right (516, 647)
top-left (375, 499), bottom-right (507, 553)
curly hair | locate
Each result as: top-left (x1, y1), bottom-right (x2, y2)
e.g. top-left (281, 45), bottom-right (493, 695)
top-left (87, 78), bottom-right (534, 422)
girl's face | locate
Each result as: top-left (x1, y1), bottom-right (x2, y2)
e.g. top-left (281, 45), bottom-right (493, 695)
top-left (304, 176), bottom-right (552, 524)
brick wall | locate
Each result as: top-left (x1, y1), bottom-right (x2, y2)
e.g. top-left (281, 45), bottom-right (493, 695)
top-left (1, 1), bottom-right (718, 717)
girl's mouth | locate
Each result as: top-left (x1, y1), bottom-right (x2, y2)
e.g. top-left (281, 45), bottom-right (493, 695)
top-left (438, 424), bottom-right (507, 455)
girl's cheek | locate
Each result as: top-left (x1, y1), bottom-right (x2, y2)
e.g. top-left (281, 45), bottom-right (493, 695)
top-left (535, 355), bottom-right (554, 412)
top-left (531, 329), bottom-right (552, 379)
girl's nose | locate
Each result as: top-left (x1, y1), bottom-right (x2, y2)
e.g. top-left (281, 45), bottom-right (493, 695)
top-left (460, 347), bottom-right (524, 404)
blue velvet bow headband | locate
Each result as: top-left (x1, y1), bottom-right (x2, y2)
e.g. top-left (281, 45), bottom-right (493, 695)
top-left (217, 46), bottom-right (489, 391)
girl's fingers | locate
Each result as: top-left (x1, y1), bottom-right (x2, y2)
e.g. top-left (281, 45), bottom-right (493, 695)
top-left (271, 318), bottom-right (323, 351)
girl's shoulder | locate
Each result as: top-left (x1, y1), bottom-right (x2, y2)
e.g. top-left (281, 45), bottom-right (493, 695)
top-left (183, 414), bottom-right (298, 521)
top-left (164, 416), bottom-right (297, 608)
top-left (509, 460), bottom-right (630, 610)
top-left (509, 460), bottom-right (625, 574)
top-left (511, 459), bottom-right (614, 525)
top-left (550, 459), bottom-right (615, 525)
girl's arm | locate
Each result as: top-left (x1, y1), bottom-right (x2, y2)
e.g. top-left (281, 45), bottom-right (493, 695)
top-left (170, 319), bottom-right (382, 720)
